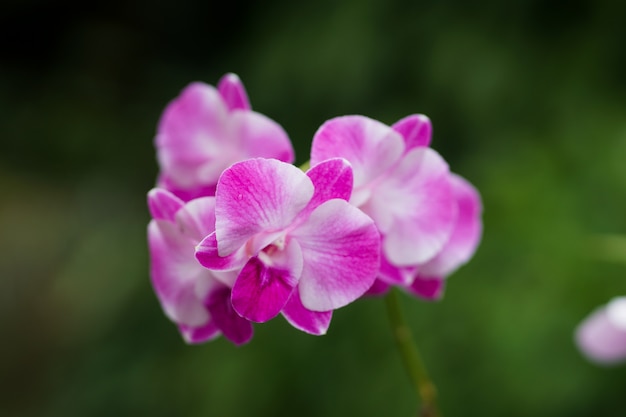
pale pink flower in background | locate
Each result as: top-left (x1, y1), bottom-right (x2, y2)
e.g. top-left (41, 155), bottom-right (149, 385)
top-left (195, 158), bottom-right (380, 334)
top-left (148, 188), bottom-right (253, 345)
top-left (155, 73), bottom-right (294, 200)
top-left (576, 296), bottom-right (626, 364)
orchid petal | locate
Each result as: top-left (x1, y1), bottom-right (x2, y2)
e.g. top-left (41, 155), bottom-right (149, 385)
top-left (148, 220), bottom-right (213, 327)
top-left (311, 115), bottom-right (404, 192)
top-left (147, 188), bottom-right (184, 222)
top-left (231, 255), bottom-right (300, 322)
top-left (230, 111), bottom-right (294, 164)
top-left (156, 82), bottom-right (229, 189)
top-left (407, 276), bottom-right (446, 300)
top-left (365, 279), bottom-right (391, 296)
top-left (392, 114), bottom-right (432, 150)
top-left (156, 174), bottom-right (216, 202)
top-left (217, 73), bottom-right (251, 111)
top-left (179, 321), bottom-right (221, 344)
top-left (195, 232), bottom-right (248, 272)
top-left (378, 253), bottom-right (416, 286)
top-left (299, 158), bottom-right (353, 219)
top-left (215, 158), bottom-right (314, 256)
top-left (419, 173), bottom-right (483, 277)
top-left (282, 290), bottom-right (332, 335)
top-left (367, 147), bottom-right (456, 265)
top-left (206, 285), bottom-right (254, 345)
top-left (292, 199), bottom-right (380, 311)
top-left (174, 196), bottom-right (216, 242)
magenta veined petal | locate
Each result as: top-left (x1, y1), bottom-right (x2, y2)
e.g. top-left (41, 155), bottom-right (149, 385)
top-left (231, 255), bottom-right (300, 323)
top-left (299, 158), bottom-right (354, 219)
top-left (292, 199), bottom-right (380, 311)
top-left (369, 147), bottom-right (457, 265)
top-left (205, 285), bottom-right (254, 346)
top-left (392, 114), bottom-right (432, 150)
top-left (195, 232), bottom-right (249, 275)
top-left (282, 291), bottom-right (332, 335)
top-left (217, 73), bottom-right (251, 111)
top-left (148, 188), bottom-right (184, 222)
top-left (576, 297), bottom-right (626, 364)
top-left (311, 115), bottom-right (405, 192)
top-left (419, 173), bottom-right (483, 278)
top-left (214, 158), bottom-right (314, 256)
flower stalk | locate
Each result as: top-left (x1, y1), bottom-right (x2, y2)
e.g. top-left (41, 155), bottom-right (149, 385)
top-left (385, 289), bottom-right (441, 417)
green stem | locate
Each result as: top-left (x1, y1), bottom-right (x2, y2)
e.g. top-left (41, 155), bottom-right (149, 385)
top-left (385, 289), bottom-right (441, 417)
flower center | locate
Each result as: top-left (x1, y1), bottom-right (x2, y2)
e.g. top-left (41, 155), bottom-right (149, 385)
top-left (257, 235), bottom-right (287, 266)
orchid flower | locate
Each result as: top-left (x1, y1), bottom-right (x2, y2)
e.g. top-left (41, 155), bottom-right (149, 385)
top-left (155, 73), bottom-right (294, 200)
top-left (195, 158), bottom-right (380, 335)
top-left (311, 114), bottom-right (482, 298)
top-left (148, 188), bottom-right (253, 345)
top-left (311, 115), bottom-right (456, 267)
top-left (576, 296), bottom-right (626, 364)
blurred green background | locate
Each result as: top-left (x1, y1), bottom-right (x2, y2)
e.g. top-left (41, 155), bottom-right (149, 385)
top-left (2, 0), bottom-right (626, 416)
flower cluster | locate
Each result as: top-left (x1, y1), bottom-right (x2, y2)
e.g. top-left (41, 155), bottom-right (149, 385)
top-left (148, 73), bottom-right (483, 345)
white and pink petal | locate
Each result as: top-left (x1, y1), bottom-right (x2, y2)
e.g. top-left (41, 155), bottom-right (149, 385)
top-left (418, 173), bottom-right (483, 278)
top-left (230, 111), bottom-right (294, 164)
top-left (282, 291), bottom-right (332, 336)
top-left (148, 220), bottom-right (212, 327)
top-left (311, 116), bottom-right (405, 192)
top-left (292, 199), bottom-right (380, 312)
top-left (155, 82), bottom-right (229, 189)
top-left (371, 147), bottom-right (457, 265)
top-left (214, 159), bottom-right (314, 256)
top-left (148, 188), bottom-right (184, 222)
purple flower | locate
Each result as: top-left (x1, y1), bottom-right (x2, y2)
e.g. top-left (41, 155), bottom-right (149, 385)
top-left (148, 188), bottom-right (253, 345)
top-left (576, 297), bottom-right (626, 364)
top-left (195, 158), bottom-right (380, 335)
top-left (155, 73), bottom-right (294, 201)
top-left (310, 114), bottom-right (482, 299)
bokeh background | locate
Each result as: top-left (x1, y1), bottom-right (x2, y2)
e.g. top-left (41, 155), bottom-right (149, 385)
top-left (2, 0), bottom-right (626, 416)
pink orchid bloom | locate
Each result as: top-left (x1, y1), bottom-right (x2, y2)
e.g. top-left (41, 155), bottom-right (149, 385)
top-left (311, 114), bottom-right (482, 300)
top-left (576, 297), bottom-right (626, 364)
top-left (155, 73), bottom-right (295, 201)
top-left (195, 158), bottom-right (380, 334)
top-left (311, 115), bottom-right (456, 268)
top-left (148, 188), bottom-right (253, 345)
